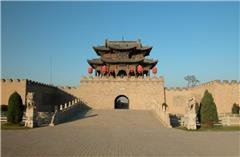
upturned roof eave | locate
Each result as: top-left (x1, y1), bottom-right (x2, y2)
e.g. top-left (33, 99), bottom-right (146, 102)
top-left (87, 59), bottom-right (104, 65)
top-left (143, 59), bottom-right (158, 66)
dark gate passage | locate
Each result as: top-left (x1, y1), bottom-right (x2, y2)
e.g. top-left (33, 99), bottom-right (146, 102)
top-left (114, 95), bottom-right (129, 109)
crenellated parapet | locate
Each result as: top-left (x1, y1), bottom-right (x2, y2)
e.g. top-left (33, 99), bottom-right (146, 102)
top-left (80, 76), bottom-right (164, 84)
top-left (192, 80), bottom-right (240, 89)
top-left (165, 87), bottom-right (188, 92)
top-left (1, 78), bottom-right (27, 84)
top-left (1, 78), bottom-right (58, 89)
top-left (165, 80), bottom-right (240, 92)
top-left (217, 80), bottom-right (240, 85)
top-left (26, 79), bottom-right (57, 89)
top-left (58, 86), bottom-right (79, 90)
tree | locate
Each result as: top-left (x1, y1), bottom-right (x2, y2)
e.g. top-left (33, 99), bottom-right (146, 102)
top-left (184, 75), bottom-right (200, 87)
top-left (200, 90), bottom-right (218, 127)
top-left (7, 92), bottom-right (24, 124)
top-left (232, 103), bottom-right (239, 114)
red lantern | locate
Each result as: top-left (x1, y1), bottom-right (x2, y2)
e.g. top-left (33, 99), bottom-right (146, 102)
top-left (101, 65), bottom-right (107, 74)
top-left (88, 67), bottom-right (93, 74)
top-left (152, 66), bottom-right (157, 74)
top-left (137, 65), bottom-right (143, 73)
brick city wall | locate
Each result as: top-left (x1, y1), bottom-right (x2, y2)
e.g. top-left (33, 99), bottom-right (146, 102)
top-left (63, 76), bottom-right (165, 110)
top-left (1, 78), bottom-right (239, 114)
top-left (1, 79), bottom-right (76, 112)
top-left (62, 77), bottom-right (239, 113)
top-left (165, 80), bottom-right (240, 114)
top-left (1, 79), bottom-right (27, 105)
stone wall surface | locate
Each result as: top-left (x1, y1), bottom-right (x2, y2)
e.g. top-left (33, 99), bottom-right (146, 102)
top-left (1, 78), bottom-right (239, 115)
top-left (166, 80), bottom-right (240, 114)
top-left (74, 76), bottom-right (165, 110)
top-left (26, 80), bottom-right (58, 112)
top-left (1, 79), bottom-right (27, 105)
top-left (1, 79), bottom-right (76, 112)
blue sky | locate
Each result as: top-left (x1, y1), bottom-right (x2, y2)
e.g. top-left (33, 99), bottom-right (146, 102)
top-left (1, 1), bottom-right (239, 87)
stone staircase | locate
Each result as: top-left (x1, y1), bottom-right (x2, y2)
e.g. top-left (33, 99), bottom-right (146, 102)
top-left (49, 98), bottom-right (89, 126)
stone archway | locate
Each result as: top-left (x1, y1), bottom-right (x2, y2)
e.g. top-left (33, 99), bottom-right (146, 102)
top-left (114, 95), bottom-right (129, 109)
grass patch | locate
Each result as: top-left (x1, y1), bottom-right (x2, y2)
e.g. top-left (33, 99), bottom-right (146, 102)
top-left (198, 125), bottom-right (240, 131)
top-left (177, 125), bottom-right (240, 131)
top-left (1, 122), bottom-right (29, 130)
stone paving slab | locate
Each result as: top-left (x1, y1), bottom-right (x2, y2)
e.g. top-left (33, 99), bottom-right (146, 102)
top-left (1, 110), bottom-right (240, 157)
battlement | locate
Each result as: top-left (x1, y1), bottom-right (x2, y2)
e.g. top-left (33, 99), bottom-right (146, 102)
top-left (219, 80), bottom-right (240, 84)
top-left (165, 80), bottom-right (240, 91)
top-left (58, 86), bottom-right (78, 90)
top-left (165, 87), bottom-right (188, 91)
top-left (1, 79), bottom-right (27, 83)
top-left (26, 79), bottom-right (57, 89)
top-left (192, 80), bottom-right (240, 89)
top-left (80, 76), bottom-right (164, 83)
top-left (1, 78), bottom-right (58, 89)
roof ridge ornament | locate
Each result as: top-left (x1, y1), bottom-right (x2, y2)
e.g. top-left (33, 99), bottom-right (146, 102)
top-left (138, 39), bottom-right (142, 47)
top-left (105, 38), bottom-right (108, 47)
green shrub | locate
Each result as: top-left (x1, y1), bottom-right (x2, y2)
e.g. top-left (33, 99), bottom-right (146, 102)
top-left (232, 103), bottom-right (239, 114)
top-left (7, 92), bottom-right (24, 124)
top-left (200, 90), bottom-right (218, 127)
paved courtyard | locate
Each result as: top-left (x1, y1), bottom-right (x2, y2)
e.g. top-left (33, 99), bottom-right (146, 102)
top-left (2, 110), bottom-right (240, 157)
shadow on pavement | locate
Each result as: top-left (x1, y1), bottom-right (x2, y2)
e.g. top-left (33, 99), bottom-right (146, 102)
top-left (55, 103), bottom-right (98, 125)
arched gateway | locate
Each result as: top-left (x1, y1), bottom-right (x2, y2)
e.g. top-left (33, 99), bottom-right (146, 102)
top-left (114, 95), bottom-right (129, 109)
